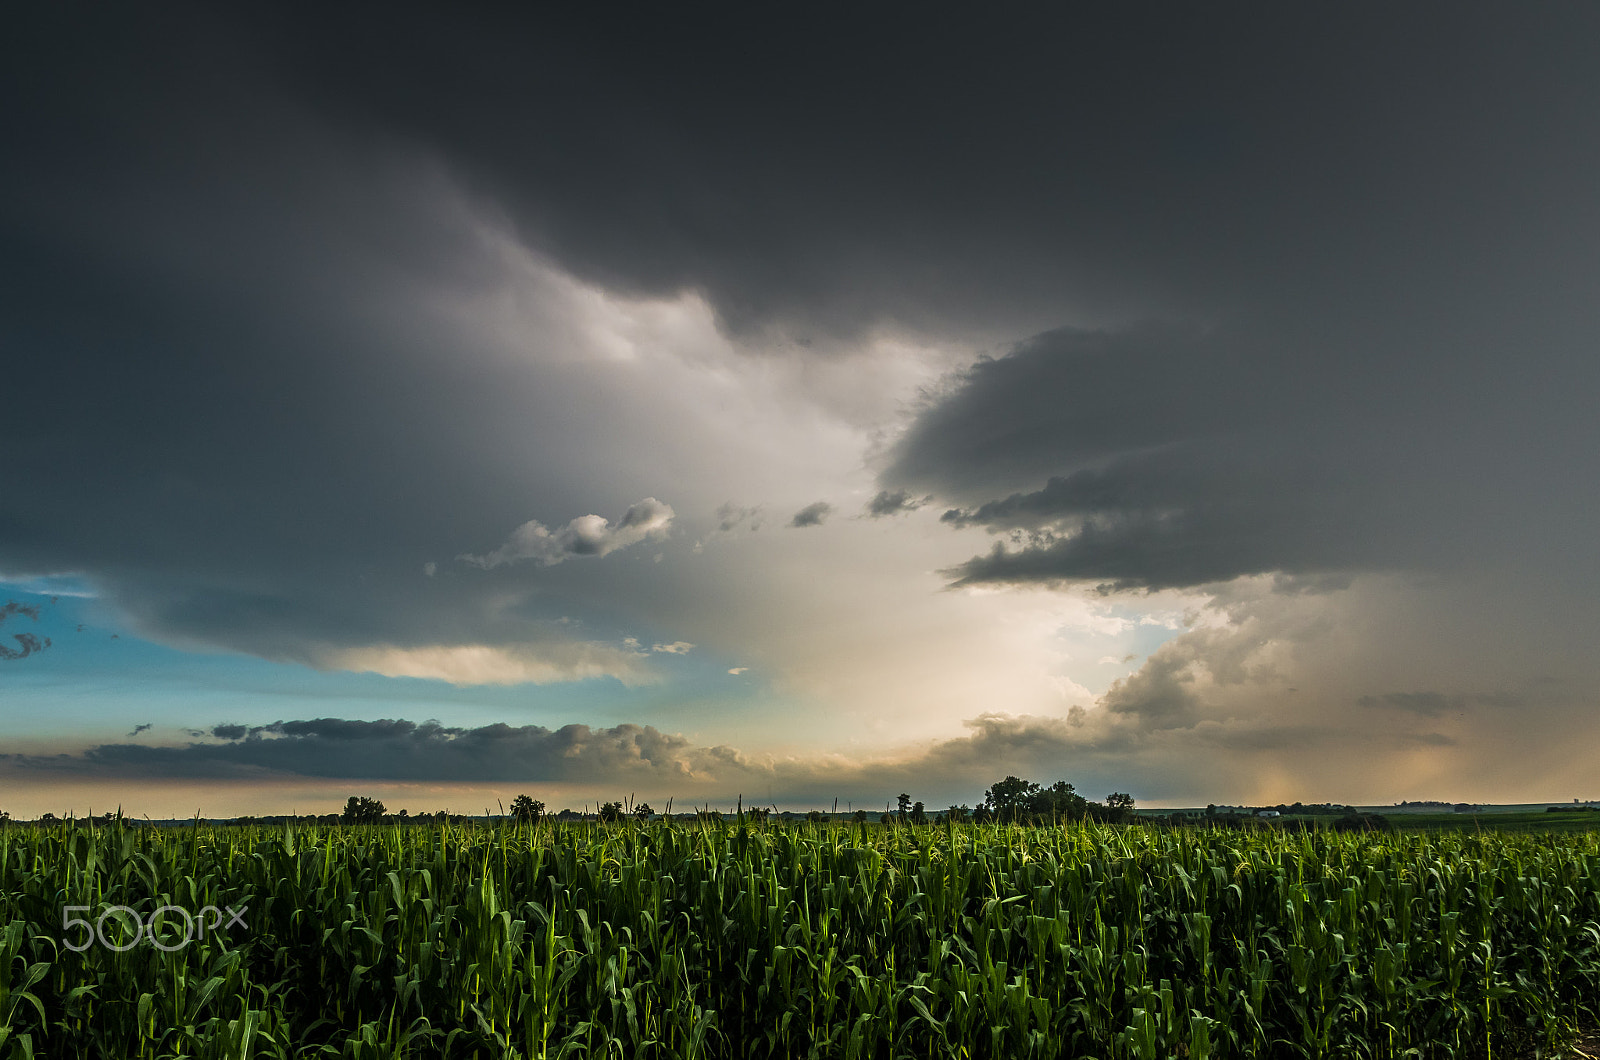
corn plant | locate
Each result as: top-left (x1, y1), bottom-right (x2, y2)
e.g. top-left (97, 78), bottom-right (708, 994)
top-left (1, 818), bottom-right (1597, 1057)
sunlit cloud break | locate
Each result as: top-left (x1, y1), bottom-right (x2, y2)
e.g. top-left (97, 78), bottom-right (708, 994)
top-left (319, 642), bottom-right (659, 687)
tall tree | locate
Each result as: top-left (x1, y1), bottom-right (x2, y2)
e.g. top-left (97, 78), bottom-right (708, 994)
top-left (510, 794), bottom-right (544, 823)
top-left (342, 796), bottom-right (386, 824)
top-left (1105, 792), bottom-right (1136, 823)
top-left (1031, 781), bottom-right (1088, 821)
top-left (984, 776), bottom-right (1039, 822)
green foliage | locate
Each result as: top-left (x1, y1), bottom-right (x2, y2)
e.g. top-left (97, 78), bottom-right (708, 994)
top-left (340, 796), bottom-right (385, 824)
top-left (1031, 779), bottom-right (1087, 820)
top-left (597, 801), bottom-right (624, 823)
top-left (982, 774), bottom-right (1037, 820)
top-left (509, 795), bottom-right (543, 824)
top-left (1, 819), bottom-right (1598, 1057)
top-left (1396, 810), bottom-right (1600, 835)
top-left (983, 775), bottom-right (1098, 822)
top-left (1332, 812), bottom-right (1393, 832)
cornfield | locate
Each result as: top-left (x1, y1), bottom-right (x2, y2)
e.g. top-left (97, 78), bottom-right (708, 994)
top-left (2, 819), bottom-right (1598, 1058)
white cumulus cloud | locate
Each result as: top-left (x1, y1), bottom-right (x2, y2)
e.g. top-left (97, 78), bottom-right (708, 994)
top-left (459, 498), bottom-right (674, 569)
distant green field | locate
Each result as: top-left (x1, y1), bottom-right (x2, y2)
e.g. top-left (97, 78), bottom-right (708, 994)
top-left (1389, 810), bottom-right (1600, 834)
top-left (1140, 806), bottom-right (1600, 836)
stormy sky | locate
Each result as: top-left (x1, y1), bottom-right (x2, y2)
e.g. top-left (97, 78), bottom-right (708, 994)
top-left (4, 4), bottom-right (1598, 815)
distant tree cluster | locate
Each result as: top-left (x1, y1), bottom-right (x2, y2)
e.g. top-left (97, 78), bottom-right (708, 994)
top-left (1170, 808), bottom-right (1391, 832)
top-left (974, 776), bottom-right (1136, 825)
top-left (1207, 802), bottom-right (1359, 817)
top-left (848, 779), bottom-right (1140, 827)
top-left (319, 782), bottom-right (1141, 830)
top-left (894, 794), bottom-right (929, 825)
top-left (342, 796), bottom-right (386, 824)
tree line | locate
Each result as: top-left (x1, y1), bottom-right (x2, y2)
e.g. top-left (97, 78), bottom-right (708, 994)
top-left (490, 777), bottom-right (1138, 827)
top-left (1, 780), bottom-right (1138, 828)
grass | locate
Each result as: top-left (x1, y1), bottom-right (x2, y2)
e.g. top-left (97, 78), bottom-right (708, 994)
top-left (2, 817), bottom-right (1598, 1057)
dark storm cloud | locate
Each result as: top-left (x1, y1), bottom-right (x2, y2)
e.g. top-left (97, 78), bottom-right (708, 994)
top-left (789, 502), bottom-right (833, 529)
top-left (0, 10), bottom-right (704, 669)
top-left (865, 490), bottom-right (925, 518)
top-left (3, 1), bottom-right (1600, 681)
top-left (12, 3), bottom-right (1600, 344)
top-left (890, 316), bottom-right (1598, 591)
top-left (237, 4), bottom-right (1600, 343)
top-left (858, 3), bottom-right (1600, 594)
top-left (11, 719), bottom-right (705, 783)
top-left (0, 711), bottom-right (1130, 802)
